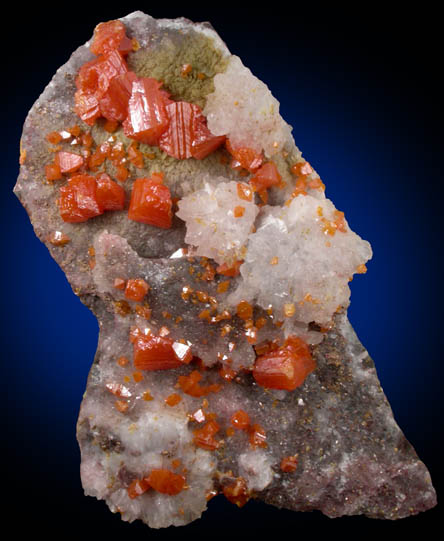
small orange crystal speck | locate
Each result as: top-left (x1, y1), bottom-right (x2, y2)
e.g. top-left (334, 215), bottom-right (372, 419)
top-left (181, 63), bottom-right (192, 77)
top-left (234, 206), bottom-right (245, 218)
top-left (236, 300), bottom-right (253, 321)
top-left (219, 365), bottom-right (236, 381)
top-left (193, 420), bottom-right (220, 450)
top-left (230, 410), bottom-right (250, 430)
top-left (217, 281), bottom-right (230, 294)
top-left (248, 423), bottom-right (267, 448)
top-left (45, 162), bottom-right (62, 181)
top-left (46, 131), bottom-right (63, 144)
top-left (280, 455), bottom-right (299, 472)
top-left (127, 477), bottom-right (151, 499)
top-left (165, 393), bottom-right (182, 407)
top-left (47, 231), bottom-right (70, 246)
top-left (237, 183), bottom-right (253, 202)
top-left (117, 356), bottom-right (129, 367)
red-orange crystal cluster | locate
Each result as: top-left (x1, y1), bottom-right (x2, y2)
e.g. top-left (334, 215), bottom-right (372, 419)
top-left (74, 20), bottom-right (224, 160)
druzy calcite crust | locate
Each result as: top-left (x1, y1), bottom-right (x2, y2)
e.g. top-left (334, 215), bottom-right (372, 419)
top-left (14, 11), bottom-right (436, 528)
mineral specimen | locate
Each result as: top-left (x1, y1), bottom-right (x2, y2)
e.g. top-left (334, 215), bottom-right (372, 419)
top-left (14, 11), bottom-right (436, 529)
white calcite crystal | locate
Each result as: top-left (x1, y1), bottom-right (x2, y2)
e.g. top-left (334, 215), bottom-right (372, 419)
top-left (204, 55), bottom-right (293, 156)
top-left (228, 195), bottom-right (372, 327)
top-left (238, 450), bottom-right (275, 491)
top-left (176, 179), bottom-right (259, 265)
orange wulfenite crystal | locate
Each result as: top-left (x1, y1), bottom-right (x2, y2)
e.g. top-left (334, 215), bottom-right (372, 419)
top-left (236, 300), bottom-right (253, 320)
top-left (230, 410), bottom-right (250, 430)
top-left (146, 469), bottom-right (186, 495)
top-left (250, 161), bottom-right (282, 191)
top-left (216, 260), bottom-right (243, 277)
top-left (217, 280), bottom-right (230, 294)
top-left (280, 455), bottom-right (299, 472)
top-left (177, 370), bottom-right (221, 397)
top-left (45, 163), bottom-right (62, 181)
top-left (58, 174), bottom-right (103, 223)
top-left (236, 183), bottom-right (253, 202)
top-left (55, 151), bottom-right (84, 174)
top-left (291, 160), bottom-right (313, 178)
top-left (181, 63), bottom-right (192, 77)
top-left (223, 477), bottom-right (250, 507)
top-left (225, 139), bottom-right (263, 172)
top-left (193, 420), bottom-right (220, 450)
top-left (127, 477), bottom-right (151, 499)
top-left (128, 174), bottom-right (173, 229)
top-left (159, 101), bottom-right (225, 160)
top-left (90, 19), bottom-right (133, 56)
top-left (47, 231), bottom-right (70, 246)
top-left (124, 278), bottom-right (150, 302)
top-left (234, 206), bottom-right (245, 218)
top-left (248, 423), bottom-right (267, 448)
top-left (114, 400), bottom-right (129, 413)
top-left (95, 173), bottom-right (125, 211)
top-left (253, 336), bottom-right (315, 391)
top-left (127, 142), bottom-right (145, 168)
top-left (133, 335), bottom-right (186, 370)
top-left (165, 393), bottom-right (182, 406)
top-left (123, 77), bottom-right (171, 145)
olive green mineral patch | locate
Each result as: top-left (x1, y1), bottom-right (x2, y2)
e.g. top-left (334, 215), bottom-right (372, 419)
top-left (127, 31), bottom-right (228, 108)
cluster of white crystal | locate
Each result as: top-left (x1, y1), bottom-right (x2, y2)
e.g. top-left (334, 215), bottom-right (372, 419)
top-left (227, 195), bottom-right (372, 327)
top-left (238, 450), bottom-right (274, 491)
top-left (80, 402), bottom-right (215, 529)
top-left (204, 55), bottom-right (293, 156)
top-left (176, 179), bottom-right (259, 265)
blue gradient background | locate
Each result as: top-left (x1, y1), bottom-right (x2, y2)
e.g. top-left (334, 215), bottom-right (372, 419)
top-left (3, 4), bottom-right (442, 536)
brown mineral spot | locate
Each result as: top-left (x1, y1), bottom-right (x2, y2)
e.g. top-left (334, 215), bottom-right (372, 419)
top-left (114, 300), bottom-right (132, 316)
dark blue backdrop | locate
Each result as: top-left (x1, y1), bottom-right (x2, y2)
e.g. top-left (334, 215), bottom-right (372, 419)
top-left (2, 4), bottom-right (441, 536)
